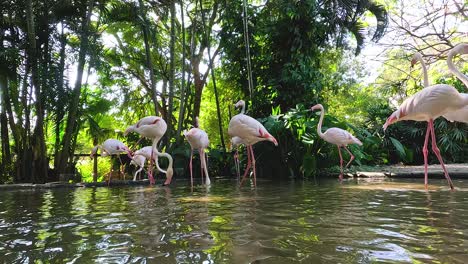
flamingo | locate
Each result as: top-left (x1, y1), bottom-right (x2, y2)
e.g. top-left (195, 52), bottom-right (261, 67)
top-left (230, 136), bottom-right (245, 180)
top-left (184, 117), bottom-right (210, 186)
top-left (310, 104), bottom-right (363, 180)
top-left (90, 138), bottom-right (133, 185)
top-left (411, 48), bottom-right (468, 123)
top-left (444, 44), bottom-right (468, 123)
top-left (383, 46), bottom-right (468, 190)
top-left (124, 116), bottom-right (174, 186)
top-left (130, 154), bottom-right (146, 181)
top-left (228, 100), bottom-right (278, 187)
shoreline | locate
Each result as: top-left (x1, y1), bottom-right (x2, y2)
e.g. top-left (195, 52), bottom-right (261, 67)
top-left (1, 163), bottom-right (467, 190)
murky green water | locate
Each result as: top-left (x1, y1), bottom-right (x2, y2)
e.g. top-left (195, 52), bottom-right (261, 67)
top-left (1, 178), bottom-right (468, 263)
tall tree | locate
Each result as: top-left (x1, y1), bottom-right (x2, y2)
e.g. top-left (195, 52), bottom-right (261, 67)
top-left (167, 0), bottom-right (176, 141)
top-left (57, 0), bottom-right (95, 174)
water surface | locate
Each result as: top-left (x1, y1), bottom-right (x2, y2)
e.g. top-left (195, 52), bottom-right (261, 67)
top-left (1, 178), bottom-right (468, 263)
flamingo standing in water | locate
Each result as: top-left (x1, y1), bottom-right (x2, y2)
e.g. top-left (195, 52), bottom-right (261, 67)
top-left (311, 104), bottom-right (363, 180)
top-left (228, 100), bottom-right (278, 187)
top-left (184, 117), bottom-right (210, 186)
top-left (383, 45), bottom-right (468, 190)
top-left (230, 136), bottom-right (245, 180)
top-left (90, 138), bottom-right (134, 184)
top-left (124, 116), bottom-right (174, 185)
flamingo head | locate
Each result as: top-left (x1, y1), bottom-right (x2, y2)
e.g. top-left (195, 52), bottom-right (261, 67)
top-left (259, 130), bottom-right (278, 146)
top-left (310, 104), bottom-right (323, 111)
top-left (411, 52), bottom-right (423, 67)
top-left (453, 43), bottom-right (468, 55)
top-left (383, 111), bottom-right (399, 131)
top-left (124, 125), bottom-right (134, 136)
top-left (163, 167), bottom-right (174, 186)
top-left (90, 146), bottom-right (99, 159)
top-left (234, 100), bottom-right (245, 109)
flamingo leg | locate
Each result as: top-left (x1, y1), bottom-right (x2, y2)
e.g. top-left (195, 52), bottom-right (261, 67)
top-left (200, 149), bottom-right (210, 185)
top-left (148, 149), bottom-right (155, 185)
top-left (337, 145), bottom-right (344, 181)
top-left (249, 145), bottom-right (257, 188)
top-left (189, 149), bottom-right (194, 187)
top-left (240, 145), bottom-right (252, 187)
top-left (199, 149), bottom-right (204, 185)
top-left (343, 146), bottom-right (355, 168)
top-left (118, 155), bottom-right (125, 180)
top-left (429, 119), bottom-right (454, 190)
top-left (234, 150), bottom-right (240, 181)
top-left (108, 157), bottom-right (113, 186)
top-left (423, 122), bottom-right (431, 189)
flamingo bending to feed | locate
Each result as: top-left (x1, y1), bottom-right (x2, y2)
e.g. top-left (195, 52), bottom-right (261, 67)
top-left (230, 136), bottom-right (245, 180)
top-left (130, 154), bottom-right (146, 181)
top-left (184, 117), bottom-right (210, 186)
top-left (383, 45), bottom-right (468, 190)
top-left (124, 116), bottom-right (174, 186)
top-left (228, 100), bottom-right (278, 187)
top-left (90, 138), bottom-right (133, 184)
top-left (311, 104), bottom-right (362, 180)
top-left (411, 48), bottom-right (468, 123)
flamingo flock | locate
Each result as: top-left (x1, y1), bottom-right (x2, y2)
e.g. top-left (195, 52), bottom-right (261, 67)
top-left (90, 43), bottom-right (467, 190)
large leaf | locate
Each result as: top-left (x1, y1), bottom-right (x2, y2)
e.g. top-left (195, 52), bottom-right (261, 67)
top-left (389, 136), bottom-right (406, 159)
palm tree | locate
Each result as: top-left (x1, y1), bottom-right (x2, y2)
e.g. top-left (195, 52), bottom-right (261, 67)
top-left (328, 0), bottom-right (388, 54)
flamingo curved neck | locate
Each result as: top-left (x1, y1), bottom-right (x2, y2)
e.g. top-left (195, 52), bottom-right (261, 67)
top-left (240, 103), bottom-right (245, 114)
top-left (416, 55), bottom-right (429, 87)
top-left (448, 49), bottom-right (468, 90)
top-left (151, 140), bottom-right (173, 174)
top-left (316, 106), bottom-right (325, 139)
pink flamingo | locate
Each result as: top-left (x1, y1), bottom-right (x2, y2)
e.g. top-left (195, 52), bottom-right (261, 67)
top-left (383, 46), bottom-right (468, 190)
top-left (184, 117), bottom-right (210, 186)
top-left (130, 154), bottom-right (146, 181)
top-left (131, 146), bottom-right (170, 181)
top-left (412, 48), bottom-right (468, 123)
top-left (228, 100), bottom-right (278, 187)
top-left (124, 116), bottom-right (174, 186)
top-left (90, 138), bottom-right (133, 185)
top-left (230, 136), bottom-right (245, 181)
top-left (311, 104), bottom-right (363, 180)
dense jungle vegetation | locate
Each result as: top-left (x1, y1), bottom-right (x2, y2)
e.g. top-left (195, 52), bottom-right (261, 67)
top-left (0, 0), bottom-right (467, 183)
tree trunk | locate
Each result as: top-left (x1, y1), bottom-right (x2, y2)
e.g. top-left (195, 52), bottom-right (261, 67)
top-left (198, 0), bottom-right (225, 151)
top-left (57, 0), bottom-right (94, 175)
top-left (0, 74), bottom-right (11, 182)
top-left (167, 0), bottom-right (176, 141)
top-left (176, 0), bottom-right (188, 143)
top-left (138, 0), bottom-right (159, 116)
top-left (93, 137), bottom-right (98, 182)
top-left (27, 0), bottom-right (48, 183)
top-left (54, 24), bottom-right (67, 169)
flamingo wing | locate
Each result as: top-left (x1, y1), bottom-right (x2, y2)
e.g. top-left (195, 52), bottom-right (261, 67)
top-left (323, 128), bottom-right (362, 146)
top-left (443, 105), bottom-right (468, 123)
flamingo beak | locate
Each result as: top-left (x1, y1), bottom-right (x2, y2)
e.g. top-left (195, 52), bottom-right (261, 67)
top-left (269, 136), bottom-right (278, 146)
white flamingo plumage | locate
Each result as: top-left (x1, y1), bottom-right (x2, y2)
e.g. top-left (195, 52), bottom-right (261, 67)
top-left (383, 44), bottom-right (468, 190)
top-left (124, 116), bottom-right (174, 185)
top-left (184, 117), bottom-right (210, 186)
top-left (311, 104), bottom-right (362, 180)
top-left (130, 154), bottom-right (146, 181)
top-left (90, 138), bottom-right (133, 184)
top-left (411, 48), bottom-right (468, 123)
top-left (228, 100), bottom-right (278, 187)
